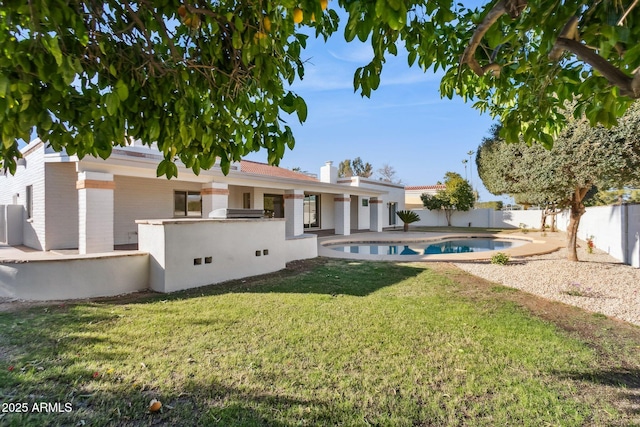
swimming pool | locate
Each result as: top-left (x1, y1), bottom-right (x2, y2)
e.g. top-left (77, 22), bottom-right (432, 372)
top-left (327, 238), bottom-right (526, 256)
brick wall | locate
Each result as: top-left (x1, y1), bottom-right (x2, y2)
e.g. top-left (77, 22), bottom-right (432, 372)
top-left (45, 163), bottom-right (79, 249)
top-left (0, 142), bottom-right (46, 250)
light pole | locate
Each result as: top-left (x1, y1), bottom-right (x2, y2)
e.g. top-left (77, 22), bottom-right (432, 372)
top-left (462, 159), bottom-right (468, 180)
top-left (467, 150), bottom-right (475, 189)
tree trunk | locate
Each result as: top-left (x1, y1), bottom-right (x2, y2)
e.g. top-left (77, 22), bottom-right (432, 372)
top-left (566, 187), bottom-right (589, 262)
top-left (540, 209), bottom-right (548, 232)
top-left (403, 222), bottom-right (409, 232)
top-left (445, 209), bottom-right (453, 226)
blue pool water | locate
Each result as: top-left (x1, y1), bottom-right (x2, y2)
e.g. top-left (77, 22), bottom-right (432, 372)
top-left (329, 238), bottom-right (525, 255)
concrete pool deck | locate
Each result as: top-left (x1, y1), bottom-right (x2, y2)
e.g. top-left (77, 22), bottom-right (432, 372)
top-left (318, 231), bottom-right (566, 262)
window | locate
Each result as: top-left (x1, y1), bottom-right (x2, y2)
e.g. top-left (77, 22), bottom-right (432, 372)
top-left (174, 191), bottom-right (202, 217)
top-left (303, 194), bottom-right (320, 228)
top-left (264, 194), bottom-right (284, 218)
top-left (388, 202), bottom-right (397, 226)
top-left (26, 185), bottom-right (33, 220)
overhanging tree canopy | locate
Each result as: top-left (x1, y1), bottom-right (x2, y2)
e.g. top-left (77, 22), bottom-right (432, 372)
top-left (2, 0), bottom-right (640, 177)
top-left (476, 102), bottom-right (640, 261)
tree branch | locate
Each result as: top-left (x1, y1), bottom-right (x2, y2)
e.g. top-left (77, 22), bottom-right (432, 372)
top-left (549, 16), bottom-right (579, 61)
top-left (460, 0), bottom-right (527, 76)
top-left (552, 37), bottom-right (639, 98)
top-left (618, 0), bottom-right (639, 25)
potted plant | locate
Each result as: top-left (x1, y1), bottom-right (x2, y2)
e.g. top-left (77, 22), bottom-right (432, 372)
top-left (396, 210), bottom-right (420, 232)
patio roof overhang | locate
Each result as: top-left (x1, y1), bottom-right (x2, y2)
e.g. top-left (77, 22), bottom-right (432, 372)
top-left (61, 147), bottom-right (386, 197)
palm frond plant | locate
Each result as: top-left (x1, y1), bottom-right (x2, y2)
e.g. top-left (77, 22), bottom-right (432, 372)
top-left (396, 210), bottom-right (420, 232)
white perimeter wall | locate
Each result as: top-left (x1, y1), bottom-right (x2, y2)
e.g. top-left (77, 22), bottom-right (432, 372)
top-left (411, 205), bottom-right (640, 268)
top-left (0, 253), bottom-right (148, 301)
top-left (411, 207), bottom-right (549, 230)
top-left (554, 205), bottom-right (640, 268)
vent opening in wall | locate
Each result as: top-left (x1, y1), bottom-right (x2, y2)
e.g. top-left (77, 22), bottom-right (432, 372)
top-left (194, 258), bottom-right (202, 265)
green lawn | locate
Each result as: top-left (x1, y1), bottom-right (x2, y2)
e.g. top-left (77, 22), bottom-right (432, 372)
top-left (1, 259), bottom-right (638, 426)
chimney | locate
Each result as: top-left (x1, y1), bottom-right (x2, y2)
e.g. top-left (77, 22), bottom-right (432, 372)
top-left (320, 161), bottom-right (338, 184)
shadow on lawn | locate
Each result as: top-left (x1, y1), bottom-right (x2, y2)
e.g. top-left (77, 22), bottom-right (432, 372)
top-left (97, 258), bottom-right (427, 304)
top-left (0, 374), bottom-right (350, 426)
top-left (555, 367), bottom-right (640, 389)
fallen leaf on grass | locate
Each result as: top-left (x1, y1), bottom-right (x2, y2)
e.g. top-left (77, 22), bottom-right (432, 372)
top-left (149, 399), bottom-right (162, 412)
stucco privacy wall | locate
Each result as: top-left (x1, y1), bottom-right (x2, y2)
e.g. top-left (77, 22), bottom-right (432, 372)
top-left (138, 218), bottom-right (287, 293)
top-left (410, 207), bottom-right (551, 229)
top-left (0, 253), bottom-right (148, 301)
top-left (0, 141), bottom-right (46, 249)
top-left (555, 204), bottom-right (640, 268)
top-left (114, 175), bottom-right (203, 245)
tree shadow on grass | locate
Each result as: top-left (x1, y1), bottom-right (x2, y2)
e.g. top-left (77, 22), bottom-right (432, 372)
top-left (555, 368), bottom-right (640, 389)
top-left (0, 375), bottom-right (353, 427)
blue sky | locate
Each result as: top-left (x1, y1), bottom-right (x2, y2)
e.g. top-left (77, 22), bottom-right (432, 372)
top-left (244, 5), bottom-right (505, 203)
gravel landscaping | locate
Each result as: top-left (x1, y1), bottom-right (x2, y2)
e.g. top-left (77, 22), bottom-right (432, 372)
top-left (454, 237), bottom-right (640, 326)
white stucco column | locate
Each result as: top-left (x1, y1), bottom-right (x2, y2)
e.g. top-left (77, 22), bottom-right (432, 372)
top-left (334, 194), bottom-right (351, 236)
top-left (202, 182), bottom-right (229, 217)
top-left (284, 190), bottom-right (304, 237)
top-left (77, 171), bottom-right (114, 254)
top-left (357, 196), bottom-right (371, 230)
top-left (369, 197), bottom-right (384, 232)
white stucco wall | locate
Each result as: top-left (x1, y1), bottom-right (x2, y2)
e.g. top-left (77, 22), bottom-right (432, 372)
top-left (411, 208), bottom-right (498, 228)
top-left (0, 252), bottom-right (148, 301)
top-left (114, 176), bottom-right (203, 245)
top-left (0, 142), bottom-right (46, 250)
top-left (138, 218), bottom-right (287, 293)
top-left (555, 205), bottom-right (639, 267)
top-left (320, 194), bottom-right (335, 230)
top-left (342, 178), bottom-right (405, 227)
top-left (285, 234), bottom-right (318, 263)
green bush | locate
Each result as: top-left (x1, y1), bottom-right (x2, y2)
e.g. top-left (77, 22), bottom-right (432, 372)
top-left (396, 210), bottom-right (420, 232)
top-left (491, 252), bottom-right (510, 265)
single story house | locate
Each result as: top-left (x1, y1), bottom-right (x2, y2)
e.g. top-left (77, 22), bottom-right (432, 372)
top-left (1, 139), bottom-right (405, 255)
top-left (404, 185), bottom-right (445, 209)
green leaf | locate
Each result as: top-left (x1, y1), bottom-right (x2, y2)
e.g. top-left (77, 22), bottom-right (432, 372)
top-left (44, 37), bottom-right (63, 66)
top-left (116, 80), bottom-right (129, 102)
top-left (295, 97), bottom-right (307, 123)
top-left (0, 74), bottom-right (8, 97)
top-left (105, 93), bottom-right (119, 116)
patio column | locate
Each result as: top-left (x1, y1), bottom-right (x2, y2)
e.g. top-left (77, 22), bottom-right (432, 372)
top-left (334, 194), bottom-right (351, 236)
top-left (369, 197), bottom-right (384, 232)
top-left (202, 182), bottom-right (229, 217)
top-left (77, 171), bottom-right (114, 254)
top-left (284, 190), bottom-right (304, 237)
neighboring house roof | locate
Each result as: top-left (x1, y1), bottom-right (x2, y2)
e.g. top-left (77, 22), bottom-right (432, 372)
top-left (405, 185), bottom-right (445, 191)
top-left (240, 160), bottom-right (319, 182)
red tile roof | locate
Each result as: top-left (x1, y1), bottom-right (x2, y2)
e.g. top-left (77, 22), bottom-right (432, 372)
top-left (405, 185), bottom-right (446, 191)
top-left (240, 160), bottom-right (319, 182)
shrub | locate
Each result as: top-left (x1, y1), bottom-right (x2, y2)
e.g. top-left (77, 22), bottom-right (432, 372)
top-left (396, 210), bottom-right (420, 232)
top-left (491, 252), bottom-right (510, 265)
